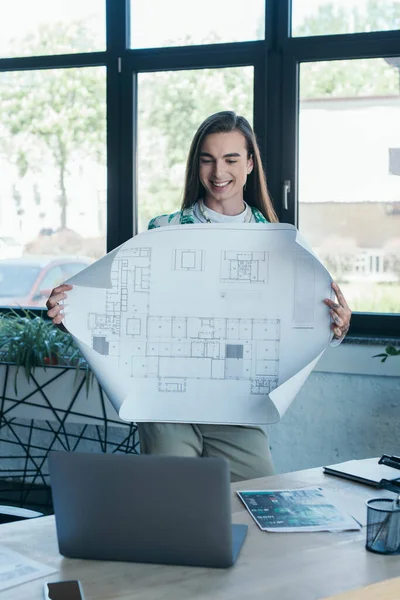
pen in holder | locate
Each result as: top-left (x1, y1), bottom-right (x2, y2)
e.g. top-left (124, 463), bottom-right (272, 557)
top-left (365, 496), bottom-right (400, 555)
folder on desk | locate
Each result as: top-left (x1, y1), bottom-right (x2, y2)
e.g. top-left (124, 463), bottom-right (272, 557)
top-left (323, 456), bottom-right (400, 488)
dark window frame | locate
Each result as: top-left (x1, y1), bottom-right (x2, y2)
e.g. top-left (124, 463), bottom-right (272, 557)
top-left (0, 0), bottom-right (398, 337)
top-left (275, 0), bottom-right (400, 337)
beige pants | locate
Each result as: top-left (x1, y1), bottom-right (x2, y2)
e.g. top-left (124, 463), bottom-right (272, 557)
top-left (137, 422), bottom-right (274, 482)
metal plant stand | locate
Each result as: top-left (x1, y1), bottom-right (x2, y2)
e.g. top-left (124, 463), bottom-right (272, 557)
top-left (0, 364), bottom-right (139, 512)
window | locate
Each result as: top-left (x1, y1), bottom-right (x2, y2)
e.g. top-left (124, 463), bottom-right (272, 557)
top-left (298, 58), bottom-right (400, 314)
top-left (38, 266), bottom-right (65, 293)
top-left (0, 264), bottom-right (41, 299)
top-left (130, 0), bottom-right (265, 48)
top-left (292, 0), bottom-right (400, 37)
top-left (0, 1), bottom-right (399, 334)
top-left (0, 67), bottom-right (107, 308)
top-left (0, 0), bottom-right (106, 58)
top-left (62, 263), bottom-right (91, 280)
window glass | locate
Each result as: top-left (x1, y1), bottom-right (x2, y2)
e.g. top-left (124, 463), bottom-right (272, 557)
top-left (130, 0), bottom-right (265, 48)
top-left (0, 0), bottom-right (105, 58)
top-left (0, 265), bottom-right (41, 298)
top-left (137, 67), bottom-right (254, 231)
top-left (0, 67), bottom-right (106, 308)
top-left (292, 0), bottom-right (400, 37)
top-left (298, 57), bottom-right (400, 314)
top-left (62, 263), bottom-right (90, 280)
top-left (38, 266), bottom-right (65, 292)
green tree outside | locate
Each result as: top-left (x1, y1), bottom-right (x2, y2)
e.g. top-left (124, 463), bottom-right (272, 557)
top-left (0, 21), bottom-right (105, 231)
top-left (297, 1), bottom-right (400, 98)
top-left (296, 0), bottom-right (400, 37)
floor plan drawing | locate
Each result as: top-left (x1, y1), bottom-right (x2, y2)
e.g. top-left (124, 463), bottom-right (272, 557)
top-left (125, 316), bottom-right (280, 391)
top-left (88, 313), bottom-right (121, 336)
top-left (221, 250), bottom-right (268, 283)
top-left (86, 312), bottom-right (280, 396)
top-left (158, 378), bottom-right (186, 393)
top-left (106, 251), bottom-right (151, 313)
top-left (173, 249), bottom-right (204, 271)
top-left (251, 377), bottom-right (279, 395)
top-left (110, 249), bottom-right (151, 303)
top-left (65, 223), bottom-right (333, 425)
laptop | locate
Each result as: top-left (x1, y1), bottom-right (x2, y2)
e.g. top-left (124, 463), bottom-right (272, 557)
top-left (48, 451), bottom-right (248, 569)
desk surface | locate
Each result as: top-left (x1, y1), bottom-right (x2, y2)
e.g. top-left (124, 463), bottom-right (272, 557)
top-left (1, 460), bottom-right (400, 600)
top-left (321, 576), bottom-right (400, 600)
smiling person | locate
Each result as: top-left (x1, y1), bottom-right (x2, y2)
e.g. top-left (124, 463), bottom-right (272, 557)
top-left (47, 110), bottom-right (351, 482)
top-left (148, 111), bottom-right (276, 229)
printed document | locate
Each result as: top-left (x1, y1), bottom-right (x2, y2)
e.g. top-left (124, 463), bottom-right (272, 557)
top-left (237, 488), bottom-right (361, 532)
top-left (0, 545), bottom-right (56, 592)
top-left (64, 223), bottom-right (334, 425)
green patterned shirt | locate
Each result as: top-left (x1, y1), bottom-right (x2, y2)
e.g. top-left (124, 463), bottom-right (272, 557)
top-left (148, 204), bottom-right (268, 230)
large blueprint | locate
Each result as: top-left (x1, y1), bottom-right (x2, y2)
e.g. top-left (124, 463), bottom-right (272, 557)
top-left (64, 223), bottom-right (334, 425)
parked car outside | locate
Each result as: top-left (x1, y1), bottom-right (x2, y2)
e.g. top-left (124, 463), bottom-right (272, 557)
top-left (0, 256), bottom-right (92, 308)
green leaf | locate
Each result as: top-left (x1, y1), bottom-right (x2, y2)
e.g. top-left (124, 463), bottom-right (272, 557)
top-left (0, 311), bottom-right (92, 394)
top-left (386, 346), bottom-right (400, 356)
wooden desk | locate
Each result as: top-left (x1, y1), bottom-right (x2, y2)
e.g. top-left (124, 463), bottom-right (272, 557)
top-left (1, 462), bottom-right (400, 600)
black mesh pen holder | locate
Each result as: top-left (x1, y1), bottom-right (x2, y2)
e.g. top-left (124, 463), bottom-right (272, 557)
top-left (365, 498), bottom-right (400, 555)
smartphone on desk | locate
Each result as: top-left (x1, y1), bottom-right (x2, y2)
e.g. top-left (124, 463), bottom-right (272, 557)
top-left (43, 580), bottom-right (85, 600)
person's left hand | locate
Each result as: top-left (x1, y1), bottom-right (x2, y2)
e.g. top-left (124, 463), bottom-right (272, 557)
top-left (323, 282), bottom-right (352, 340)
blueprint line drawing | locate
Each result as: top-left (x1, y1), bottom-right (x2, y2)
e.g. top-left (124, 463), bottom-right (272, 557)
top-left (173, 249), bottom-right (204, 271)
top-left (85, 314), bottom-right (280, 395)
top-left (64, 223), bottom-right (334, 425)
top-left (221, 250), bottom-right (268, 283)
top-left (127, 316), bottom-right (279, 388)
top-left (158, 378), bottom-right (186, 393)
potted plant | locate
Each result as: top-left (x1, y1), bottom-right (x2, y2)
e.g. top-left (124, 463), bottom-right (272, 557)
top-left (0, 309), bottom-right (90, 393)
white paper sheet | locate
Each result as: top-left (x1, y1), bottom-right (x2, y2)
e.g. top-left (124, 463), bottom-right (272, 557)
top-left (64, 223), bottom-right (333, 425)
top-left (0, 545), bottom-right (57, 592)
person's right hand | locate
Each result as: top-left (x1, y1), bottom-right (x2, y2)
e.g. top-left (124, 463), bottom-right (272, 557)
top-left (46, 284), bottom-right (73, 326)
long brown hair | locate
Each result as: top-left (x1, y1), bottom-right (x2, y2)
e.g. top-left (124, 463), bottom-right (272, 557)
top-left (181, 111), bottom-right (278, 222)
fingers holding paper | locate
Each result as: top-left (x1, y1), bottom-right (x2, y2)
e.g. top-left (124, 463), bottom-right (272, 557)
top-left (323, 282), bottom-right (352, 340)
top-left (46, 283), bottom-right (73, 326)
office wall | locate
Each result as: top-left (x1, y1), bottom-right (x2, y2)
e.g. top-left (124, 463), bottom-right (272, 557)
top-left (268, 342), bottom-right (400, 473)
